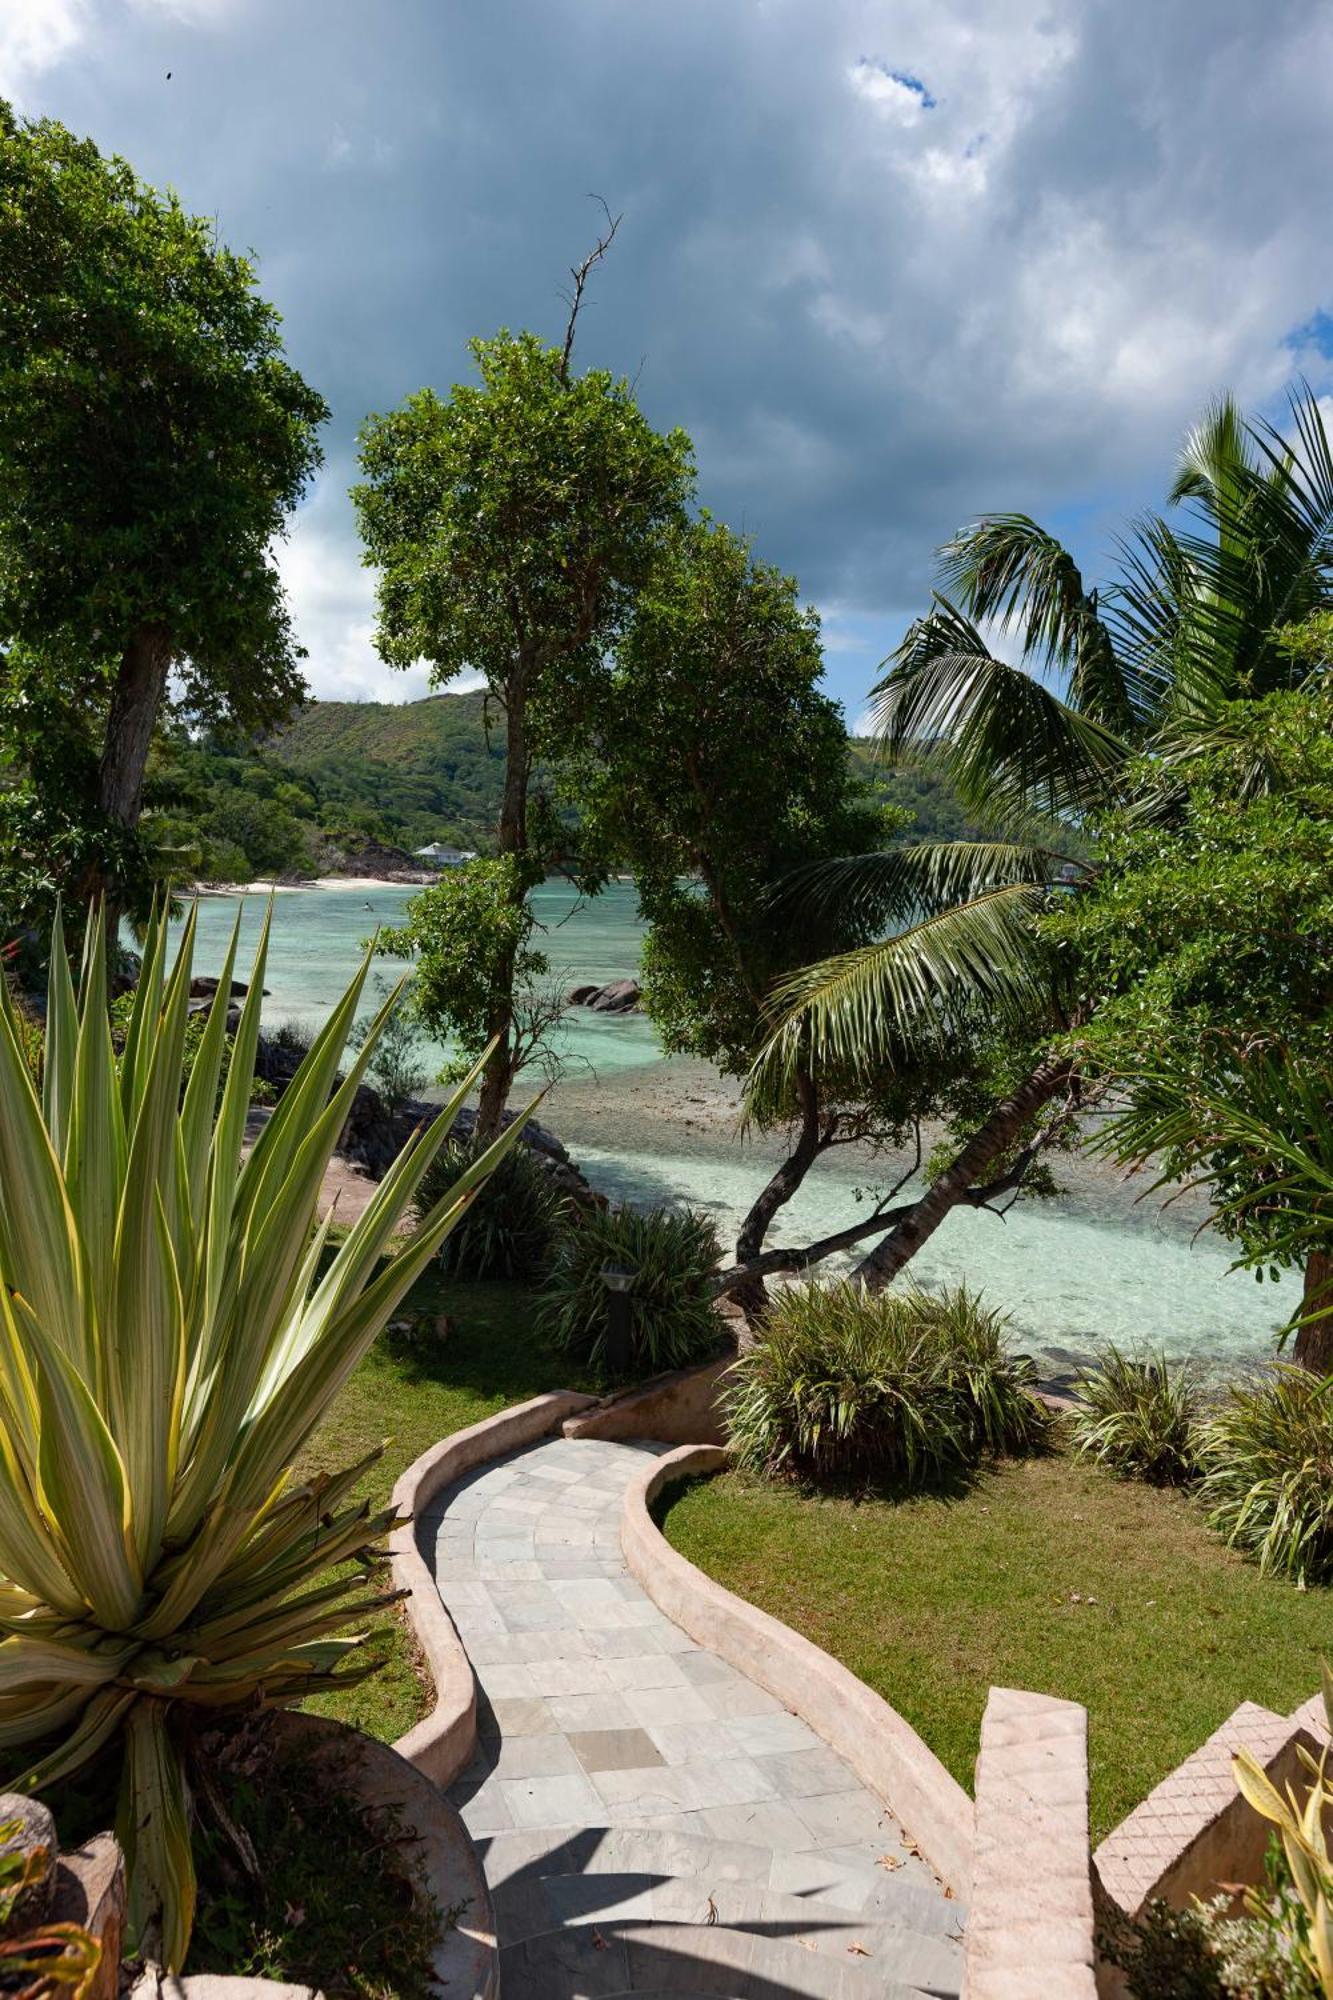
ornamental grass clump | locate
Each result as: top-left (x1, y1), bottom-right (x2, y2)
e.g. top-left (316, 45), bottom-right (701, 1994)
top-left (0, 905), bottom-right (526, 1970)
top-left (1069, 1346), bottom-right (1205, 1487)
top-left (1195, 1367), bottom-right (1333, 1584)
top-left (539, 1205), bottom-right (722, 1378)
top-left (724, 1281), bottom-right (1050, 1488)
top-left (417, 1132), bottom-right (569, 1282)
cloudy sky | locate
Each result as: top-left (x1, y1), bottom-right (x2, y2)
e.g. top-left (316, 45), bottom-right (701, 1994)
top-left (5, 0), bottom-right (1333, 720)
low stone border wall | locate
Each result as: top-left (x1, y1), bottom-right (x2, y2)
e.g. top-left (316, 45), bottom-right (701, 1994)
top-left (390, 1390), bottom-right (597, 1784)
top-left (563, 1352), bottom-right (736, 1447)
top-left (1095, 1697), bottom-right (1322, 1919)
top-left (964, 1688), bottom-right (1097, 2000)
top-left (620, 1442), bottom-right (975, 1896)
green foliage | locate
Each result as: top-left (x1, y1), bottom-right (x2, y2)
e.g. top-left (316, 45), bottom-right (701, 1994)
top-left (568, 515), bottom-right (887, 1104)
top-left (0, 1812), bottom-right (101, 1994)
top-left (757, 389), bottom-right (1333, 1104)
top-left (378, 857), bottom-right (546, 1077)
top-left (1049, 683), bottom-right (1333, 1281)
top-left (354, 329), bottom-right (692, 703)
top-left (1104, 1846), bottom-right (1325, 1999)
top-left (417, 1136), bottom-right (569, 1282)
top-left (1069, 1347), bottom-right (1205, 1487)
top-left (539, 1205), bottom-right (722, 1379)
top-left (724, 1283), bottom-right (1050, 1488)
top-left (1196, 1370), bottom-right (1333, 1583)
top-left (0, 905), bottom-right (524, 1967)
top-left (0, 103), bottom-right (326, 730)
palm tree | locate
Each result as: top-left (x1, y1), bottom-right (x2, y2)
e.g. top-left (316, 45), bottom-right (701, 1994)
top-left (754, 387), bottom-right (1333, 1310)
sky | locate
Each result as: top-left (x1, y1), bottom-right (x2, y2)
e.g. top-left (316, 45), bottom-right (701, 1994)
top-left (4, 0), bottom-right (1333, 723)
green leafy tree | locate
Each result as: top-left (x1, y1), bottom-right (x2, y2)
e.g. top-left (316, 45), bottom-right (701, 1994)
top-left (354, 314), bottom-right (692, 1137)
top-left (1048, 680), bottom-right (1333, 1366)
top-left (566, 518), bottom-right (1072, 1310)
top-left (0, 103), bottom-right (326, 923)
top-left (756, 389), bottom-right (1333, 1296)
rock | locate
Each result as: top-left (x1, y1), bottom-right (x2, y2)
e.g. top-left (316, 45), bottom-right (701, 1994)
top-left (0, 1793), bottom-right (57, 1929)
top-left (49, 1832), bottom-right (125, 1999)
top-left (586, 978), bottom-right (641, 1013)
top-left (566, 983), bottom-right (600, 1006)
top-left (189, 976), bottom-right (255, 1001)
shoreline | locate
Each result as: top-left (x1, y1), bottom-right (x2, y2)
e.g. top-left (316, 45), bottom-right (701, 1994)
top-left (192, 874), bottom-right (434, 896)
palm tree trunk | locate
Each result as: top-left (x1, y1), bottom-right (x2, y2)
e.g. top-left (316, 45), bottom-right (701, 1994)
top-left (852, 1056), bottom-right (1074, 1291)
top-left (731, 1070), bottom-right (823, 1326)
top-left (1294, 1249), bottom-right (1333, 1373)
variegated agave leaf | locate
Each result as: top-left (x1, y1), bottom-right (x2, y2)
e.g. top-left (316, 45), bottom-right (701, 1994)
top-left (0, 905), bottom-right (530, 1969)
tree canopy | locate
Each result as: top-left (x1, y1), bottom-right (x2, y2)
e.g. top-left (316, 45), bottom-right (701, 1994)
top-left (354, 326), bottom-right (692, 1136)
top-left (0, 101), bottom-right (326, 922)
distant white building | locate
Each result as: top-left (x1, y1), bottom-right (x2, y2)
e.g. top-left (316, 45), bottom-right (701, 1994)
top-left (414, 841), bottom-right (477, 867)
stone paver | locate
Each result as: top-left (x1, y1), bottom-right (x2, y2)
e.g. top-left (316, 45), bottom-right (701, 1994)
top-left (426, 1434), bottom-right (963, 1996)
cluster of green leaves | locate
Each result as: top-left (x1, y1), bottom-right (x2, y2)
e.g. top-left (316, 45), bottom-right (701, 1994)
top-left (355, 331), bottom-right (693, 706)
top-left (378, 855), bottom-right (547, 1077)
top-left (538, 1205), bottom-right (722, 1380)
top-left (417, 1135), bottom-right (570, 1284)
top-left (1046, 681), bottom-right (1333, 1278)
top-left (0, 102), bottom-right (326, 733)
top-left (569, 516), bottom-right (890, 1103)
top-left (724, 1283), bottom-right (1050, 1488)
top-left (1069, 1348), bottom-right (1206, 1487)
top-left (1196, 1370), bottom-right (1333, 1584)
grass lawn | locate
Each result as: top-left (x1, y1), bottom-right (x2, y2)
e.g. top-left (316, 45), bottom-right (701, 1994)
top-left (297, 1271), bottom-right (590, 1743)
top-left (661, 1445), bottom-right (1332, 1843)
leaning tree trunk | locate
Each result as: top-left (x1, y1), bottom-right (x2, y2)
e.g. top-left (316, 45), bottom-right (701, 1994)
top-left (851, 1056), bottom-right (1075, 1292)
top-left (91, 621), bottom-right (173, 951)
top-left (474, 675), bottom-right (529, 1145)
top-left (1294, 1248), bottom-right (1333, 1373)
top-left (730, 1070), bottom-right (823, 1328)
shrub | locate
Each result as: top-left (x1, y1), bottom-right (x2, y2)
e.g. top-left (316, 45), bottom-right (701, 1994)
top-left (1196, 1367), bottom-right (1333, 1583)
top-left (417, 1132), bottom-right (569, 1282)
top-left (0, 906), bottom-right (521, 1968)
top-left (724, 1282), bottom-right (1050, 1487)
top-left (539, 1205), bottom-right (722, 1379)
top-left (1069, 1346), bottom-right (1204, 1487)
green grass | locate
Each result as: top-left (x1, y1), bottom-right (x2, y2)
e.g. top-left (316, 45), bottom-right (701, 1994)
top-left (661, 1445), bottom-right (1333, 1842)
top-left (297, 1273), bottom-right (590, 1742)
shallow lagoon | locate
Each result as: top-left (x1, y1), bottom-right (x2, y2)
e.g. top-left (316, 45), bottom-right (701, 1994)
top-left (174, 880), bottom-right (1301, 1372)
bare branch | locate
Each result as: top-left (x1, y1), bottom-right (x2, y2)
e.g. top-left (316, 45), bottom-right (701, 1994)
top-left (560, 196), bottom-right (623, 382)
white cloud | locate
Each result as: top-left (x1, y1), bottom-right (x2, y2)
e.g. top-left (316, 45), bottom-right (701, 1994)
top-left (0, 0), bottom-right (87, 100)
top-left (848, 58), bottom-right (936, 124)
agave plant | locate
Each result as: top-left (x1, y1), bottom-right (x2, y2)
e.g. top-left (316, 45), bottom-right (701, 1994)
top-left (0, 904), bottom-right (526, 1969)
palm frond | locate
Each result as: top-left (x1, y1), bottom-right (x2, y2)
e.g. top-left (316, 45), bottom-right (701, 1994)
top-left (870, 597), bottom-right (1131, 824)
top-left (937, 513), bottom-right (1135, 731)
top-left (770, 840), bottom-right (1083, 931)
top-left (750, 882), bottom-right (1056, 1098)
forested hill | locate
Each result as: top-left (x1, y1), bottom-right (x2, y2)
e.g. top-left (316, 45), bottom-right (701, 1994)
top-left (153, 695), bottom-right (977, 883)
top-left (269, 689), bottom-right (506, 847)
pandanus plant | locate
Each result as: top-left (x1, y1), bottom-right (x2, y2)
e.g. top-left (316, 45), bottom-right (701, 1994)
top-left (0, 904), bottom-right (526, 1969)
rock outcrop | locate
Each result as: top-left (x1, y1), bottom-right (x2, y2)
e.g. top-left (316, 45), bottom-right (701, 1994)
top-left (567, 977), bottom-right (641, 1012)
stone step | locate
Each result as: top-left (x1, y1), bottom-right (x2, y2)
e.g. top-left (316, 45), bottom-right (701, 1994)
top-left (495, 1867), bottom-right (963, 1986)
top-left (474, 1820), bottom-right (959, 1931)
top-left (498, 1918), bottom-right (939, 1999)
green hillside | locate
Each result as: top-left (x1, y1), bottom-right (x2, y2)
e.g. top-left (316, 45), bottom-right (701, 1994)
top-left (149, 697), bottom-right (978, 884)
top-left (269, 689), bottom-right (506, 849)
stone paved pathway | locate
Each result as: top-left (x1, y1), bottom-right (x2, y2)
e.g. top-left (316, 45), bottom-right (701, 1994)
top-left (424, 1434), bottom-right (964, 1998)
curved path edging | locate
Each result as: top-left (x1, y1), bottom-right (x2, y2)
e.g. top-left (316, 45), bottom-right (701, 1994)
top-left (620, 1442), bottom-right (975, 1897)
top-left (391, 1390), bottom-right (597, 1784)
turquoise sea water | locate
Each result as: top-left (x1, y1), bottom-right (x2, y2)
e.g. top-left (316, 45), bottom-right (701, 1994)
top-left (174, 881), bottom-right (1301, 1370)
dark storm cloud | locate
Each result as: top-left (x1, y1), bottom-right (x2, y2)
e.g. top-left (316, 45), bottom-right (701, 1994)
top-left (5, 0), bottom-right (1333, 712)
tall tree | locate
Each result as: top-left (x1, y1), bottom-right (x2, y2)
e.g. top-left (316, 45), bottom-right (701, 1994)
top-left (354, 325), bottom-right (692, 1138)
top-left (0, 104), bottom-right (326, 926)
top-left (569, 517), bottom-right (1075, 1315)
top-left (756, 388), bottom-right (1333, 1305)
